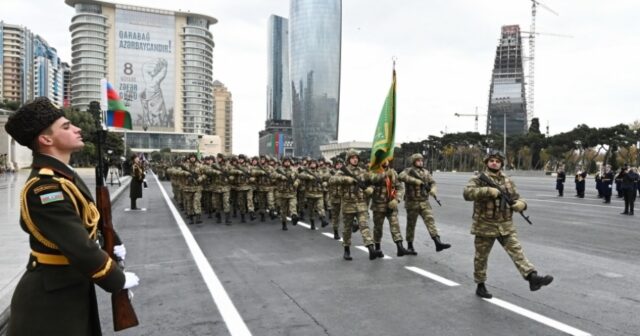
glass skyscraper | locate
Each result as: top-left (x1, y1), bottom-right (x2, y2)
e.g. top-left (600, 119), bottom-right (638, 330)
top-left (267, 15), bottom-right (291, 121)
top-left (289, 0), bottom-right (341, 157)
top-left (486, 25), bottom-right (528, 136)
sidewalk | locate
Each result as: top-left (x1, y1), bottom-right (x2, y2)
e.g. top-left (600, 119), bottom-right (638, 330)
top-left (0, 168), bottom-right (131, 325)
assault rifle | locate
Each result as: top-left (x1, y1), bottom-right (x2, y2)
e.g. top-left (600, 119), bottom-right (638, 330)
top-left (301, 167), bottom-right (323, 186)
top-left (90, 102), bottom-right (139, 331)
top-left (409, 169), bottom-right (441, 206)
top-left (478, 173), bottom-right (532, 225)
top-left (340, 166), bottom-right (367, 190)
top-left (275, 168), bottom-right (293, 183)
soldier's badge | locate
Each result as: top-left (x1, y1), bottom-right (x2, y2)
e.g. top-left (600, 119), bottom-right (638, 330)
top-left (34, 183), bottom-right (60, 194)
top-left (40, 191), bottom-right (64, 204)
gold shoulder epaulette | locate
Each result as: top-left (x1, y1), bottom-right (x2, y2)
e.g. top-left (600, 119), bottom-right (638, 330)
top-left (38, 168), bottom-right (54, 176)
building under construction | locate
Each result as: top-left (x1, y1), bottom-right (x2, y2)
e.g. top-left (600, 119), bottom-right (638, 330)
top-left (486, 25), bottom-right (528, 136)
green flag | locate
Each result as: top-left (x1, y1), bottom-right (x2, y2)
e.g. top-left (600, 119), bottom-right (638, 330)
top-left (369, 69), bottom-right (396, 173)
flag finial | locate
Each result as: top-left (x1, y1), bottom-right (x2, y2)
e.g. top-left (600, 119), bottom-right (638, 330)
top-left (392, 56), bottom-right (397, 70)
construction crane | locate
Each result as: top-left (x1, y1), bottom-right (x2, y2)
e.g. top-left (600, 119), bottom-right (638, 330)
top-left (526, 0), bottom-right (559, 122)
top-left (454, 107), bottom-right (487, 133)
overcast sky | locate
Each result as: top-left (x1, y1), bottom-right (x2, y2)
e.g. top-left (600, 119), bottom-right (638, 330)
top-left (3, 0), bottom-right (639, 154)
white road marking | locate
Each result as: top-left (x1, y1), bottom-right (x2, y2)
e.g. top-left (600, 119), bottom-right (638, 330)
top-left (404, 266), bottom-right (460, 287)
top-left (355, 245), bottom-right (392, 259)
top-left (484, 297), bottom-right (592, 336)
top-left (296, 222), bottom-right (315, 230)
top-left (155, 174), bottom-right (252, 336)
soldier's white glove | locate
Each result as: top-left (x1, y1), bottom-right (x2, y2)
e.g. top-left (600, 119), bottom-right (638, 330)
top-left (511, 200), bottom-right (526, 212)
top-left (429, 186), bottom-right (438, 197)
top-left (123, 272), bottom-right (139, 289)
top-left (485, 187), bottom-right (501, 198)
top-left (113, 244), bottom-right (126, 261)
top-left (388, 199), bottom-right (398, 209)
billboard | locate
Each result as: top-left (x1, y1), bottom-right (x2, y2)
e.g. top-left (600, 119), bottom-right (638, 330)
top-left (115, 9), bottom-right (175, 130)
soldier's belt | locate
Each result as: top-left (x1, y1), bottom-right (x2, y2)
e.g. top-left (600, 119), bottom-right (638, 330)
top-left (31, 251), bottom-right (70, 265)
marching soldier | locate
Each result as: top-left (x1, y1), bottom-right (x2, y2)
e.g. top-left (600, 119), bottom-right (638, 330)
top-left (4, 97), bottom-right (139, 335)
top-left (298, 158), bottom-right (329, 230)
top-left (369, 160), bottom-right (410, 257)
top-left (328, 158), bottom-right (344, 240)
top-left (398, 153), bottom-right (451, 254)
top-left (329, 149), bottom-right (382, 261)
top-left (555, 166), bottom-right (566, 197)
top-left (201, 156), bottom-right (215, 218)
top-left (574, 167), bottom-right (587, 198)
top-left (318, 157), bottom-right (332, 215)
top-left (229, 154), bottom-right (256, 222)
top-left (601, 164), bottom-right (614, 203)
top-left (181, 153), bottom-right (206, 224)
top-left (273, 157), bottom-right (299, 230)
top-left (463, 150), bottom-right (553, 299)
top-left (621, 165), bottom-right (638, 215)
top-left (251, 155), bottom-right (276, 222)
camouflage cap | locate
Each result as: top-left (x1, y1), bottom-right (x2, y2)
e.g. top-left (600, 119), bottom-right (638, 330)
top-left (238, 154), bottom-right (247, 160)
top-left (5, 97), bottom-right (65, 149)
top-left (346, 149), bottom-right (359, 160)
top-left (483, 150), bottom-right (505, 164)
top-left (410, 153), bottom-right (424, 164)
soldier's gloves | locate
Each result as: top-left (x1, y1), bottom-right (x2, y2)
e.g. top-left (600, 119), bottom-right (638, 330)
top-left (511, 200), bottom-right (527, 212)
top-left (113, 244), bottom-right (126, 261)
top-left (249, 177), bottom-right (256, 183)
top-left (364, 186), bottom-right (374, 196)
top-left (293, 180), bottom-right (300, 188)
top-left (228, 175), bottom-right (235, 181)
top-left (386, 169), bottom-right (395, 177)
top-left (388, 199), bottom-right (398, 209)
top-left (322, 181), bottom-right (328, 188)
top-left (123, 272), bottom-right (140, 289)
top-left (429, 186), bottom-right (438, 197)
top-left (485, 187), bottom-right (501, 198)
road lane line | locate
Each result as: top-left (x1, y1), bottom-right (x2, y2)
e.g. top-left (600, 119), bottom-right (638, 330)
top-left (404, 266), bottom-right (460, 287)
top-left (155, 174), bottom-right (252, 336)
top-left (355, 246), bottom-right (392, 259)
top-left (484, 297), bottom-right (591, 336)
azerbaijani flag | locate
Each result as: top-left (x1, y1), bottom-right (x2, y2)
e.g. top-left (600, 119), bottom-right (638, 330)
top-left (369, 68), bottom-right (396, 173)
top-left (105, 82), bottom-right (132, 129)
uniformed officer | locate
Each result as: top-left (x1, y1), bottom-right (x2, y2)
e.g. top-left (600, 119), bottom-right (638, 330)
top-left (555, 166), bottom-right (566, 197)
top-left (601, 164), bottom-right (614, 203)
top-left (575, 167), bottom-right (587, 198)
top-left (130, 154), bottom-right (145, 210)
top-left (4, 97), bottom-right (139, 335)
top-left (463, 150), bottom-right (553, 298)
top-left (398, 153), bottom-right (451, 254)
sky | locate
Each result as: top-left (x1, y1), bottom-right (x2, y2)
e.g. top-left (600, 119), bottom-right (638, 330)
top-left (2, 0), bottom-right (639, 155)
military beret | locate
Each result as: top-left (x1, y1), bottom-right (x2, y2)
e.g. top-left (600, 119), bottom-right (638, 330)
top-left (5, 97), bottom-right (65, 149)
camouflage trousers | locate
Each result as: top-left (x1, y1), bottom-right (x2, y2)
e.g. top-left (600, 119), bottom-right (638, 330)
top-left (202, 190), bottom-right (213, 214)
top-left (279, 196), bottom-right (297, 222)
top-left (372, 209), bottom-right (403, 243)
top-left (212, 190), bottom-right (231, 213)
top-left (173, 185), bottom-right (182, 208)
top-left (183, 191), bottom-right (202, 216)
top-left (474, 234), bottom-right (535, 283)
top-left (235, 190), bottom-right (255, 214)
top-left (254, 190), bottom-right (275, 214)
top-left (406, 201), bottom-right (438, 242)
top-left (306, 197), bottom-right (326, 220)
top-left (342, 211), bottom-right (374, 247)
top-left (330, 202), bottom-right (342, 231)
top-left (297, 191), bottom-right (307, 215)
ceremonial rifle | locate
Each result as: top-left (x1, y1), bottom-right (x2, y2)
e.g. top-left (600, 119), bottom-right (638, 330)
top-left (478, 173), bottom-right (532, 225)
top-left (408, 169), bottom-right (442, 206)
top-left (91, 101), bottom-right (139, 331)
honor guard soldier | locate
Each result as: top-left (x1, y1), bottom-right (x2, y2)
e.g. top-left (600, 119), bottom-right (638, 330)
top-left (130, 154), bottom-right (145, 210)
top-left (329, 149), bottom-right (382, 260)
top-left (181, 153), bottom-right (206, 224)
top-left (398, 153), bottom-right (451, 254)
top-left (555, 166), bottom-right (566, 197)
top-left (621, 165), bottom-right (638, 215)
top-left (463, 150), bottom-right (553, 299)
top-left (4, 97), bottom-right (139, 335)
top-left (328, 158), bottom-right (344, 239)
top-left (229, 154), bottom-right (256, 222)
top-left (251, 155), bottom-right (276, 221)
top-left (574, 167), bottom-right (587, 198)
top-left (601, 164), bottom-right (614, 203)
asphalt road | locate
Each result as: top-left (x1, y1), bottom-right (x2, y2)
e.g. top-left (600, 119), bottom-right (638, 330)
top-left (98, 172), bottom-right (640, 336)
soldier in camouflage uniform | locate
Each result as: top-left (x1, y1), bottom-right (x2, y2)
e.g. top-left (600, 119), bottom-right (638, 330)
top-left (202, 154), bottom-right (232, 224)
top-left (251, 155), bottom-right (276, 222)
top-left (201, 156), bottom-right (215, 218)
top-left (369, 161), bottom-right (410, 257)
top-left (295, 157), bottom-right (308, 221)
top-left (399, 153), bottom-right (451, 254)
top-left (298, 158), bottom-right (330, 230)
top-left (329, 149), bottom-right (382, 260)
top-left (318, 157), bottom-right (332, 216)
top-left (463, 150), bottom-right (553, 298)
top-left (181, 153), bottom-right (206, 224)
top-left (229, 154), bottom-right (256, 222)
top-left (273, 157), bottom-right (299, 230)
top-left (328, 158), bottom-right (344, 240)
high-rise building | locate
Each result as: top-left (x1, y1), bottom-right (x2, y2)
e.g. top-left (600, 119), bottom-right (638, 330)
top-left (65, 0), bottom-right (217, 135)
top-left (213, 80), bottom-right (232, 154)
top-left (259, 15), bottom-right (294, 157)
top-left (289, 0), bottom-right (341, 157)
top-left (61, 62), bottom-right (71, 107)
top-left (0, 21), bottom-right (34, 104)
top-left (486, 25), bottom-right (528, 136)
top-left (33, 36), bottom-right (64, 107)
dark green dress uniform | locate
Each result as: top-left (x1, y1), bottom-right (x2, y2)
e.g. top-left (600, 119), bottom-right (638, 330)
top-left (9, 153), bottom-right (126, 336)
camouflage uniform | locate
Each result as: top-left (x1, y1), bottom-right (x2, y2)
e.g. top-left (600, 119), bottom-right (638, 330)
top-left (369, 165), bottom-right (410, 256)
top-left (181, 156), bottom-right (206, 224)
top-left (251, 156), bottom-right (276, 222)
top-left (398, 153), bottom-right (450, 253)
top-left (328, 159), bottom-right (343, 240)
top-left (201, 157), bottom-right (215, 218)
top-left (329, 150), bottom-right (381, 260)
top-left (298, 161), bottom-right (329, 230)
top-left (229, 155), bottom-right (255, 222)
top-left (272, 158), bottom-right (299, 230)
top-left (463, 151), bottom-right (553, 298)
top-left (202, 155), bottom-right (232, 224)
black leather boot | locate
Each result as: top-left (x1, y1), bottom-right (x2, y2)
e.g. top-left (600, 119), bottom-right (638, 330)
top-left (130, 198), bottom-right (137, 210)
top-left (189, 215), bottom-right (195, 225)
top-left (432, 235), bottom-right (451, 252)
top-left (367, 244), bottom-right (383, 260)
top-left (232, 208), bottom-right (237, 218)
top-left (310, 220), bottom-right (316, 230)
top-left (282, 221), bottom-right (288, 231)
top-left (374, 243), bottom-right (384, 258)
top-left (343, 246), bottom-right (352, 260)
top-left (527, 271), bottom-right (553, 291)
top-left (225, 212), bottom-right (231, 225)
top-left (195, 214), bottom-right (202, 224)
top-left (321, 217), bottom-right (329, 227)
top-left (269, 209), bottom-right (277, 220)
top-left (476, 283), bottom-right (492, 299)
top-left (250, 212), bottom-right (256, 221)
top-left (260, 213), bottom-right (266, 222)
top-left (292, 214), bottom-right (299, 226)
top-left (240, 213), bottom-right (246, 223)
top-left (216, 212), bottom-right (222, 224)
top-left (406, 242), bottom-right (418, 255)
top-left (333, 229), bottom-right (340, 240)
top-left (396, 241), bottom-right (409, 257)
